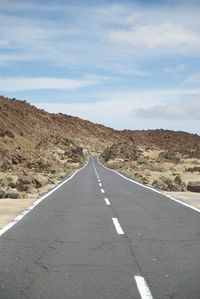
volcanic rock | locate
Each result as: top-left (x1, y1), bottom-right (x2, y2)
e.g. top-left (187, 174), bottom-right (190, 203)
top-left (187, 182), bottom-right (200, 193)
top-left (33, 175), bottom-right (49, 188)
top-left (101, 142), bottom-right (138, 162)
top-left (16, 175), bottom-right (34, 192)
top-left (5, 189), bottom-right (20, 199)
top-left (0, 190), bottom-right (5, 198)
top-left (152, 180), bottom-right (168, 191)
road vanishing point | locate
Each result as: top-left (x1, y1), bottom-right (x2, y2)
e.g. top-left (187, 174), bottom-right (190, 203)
top-left (0, 156), bottom-right (200, 298)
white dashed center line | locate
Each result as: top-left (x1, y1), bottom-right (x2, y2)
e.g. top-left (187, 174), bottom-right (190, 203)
top-left (112, 218), bottom-right (124, 235)
top-left (104, 198), bottom-right (110, 205)
top-left (134, 276), bottom-right (153, 299)
top-left (93, 157), bottom-right (154, 299)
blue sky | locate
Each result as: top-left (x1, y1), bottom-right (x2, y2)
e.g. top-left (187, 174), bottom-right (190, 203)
top-left (0, 0), bottom-right (200, 133)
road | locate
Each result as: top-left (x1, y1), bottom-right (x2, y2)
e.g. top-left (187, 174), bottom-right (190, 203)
top-left (0, 156), bottom-right (200, 299)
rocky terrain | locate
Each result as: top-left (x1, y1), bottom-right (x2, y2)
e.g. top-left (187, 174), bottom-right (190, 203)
top-left (100, 134), bottom-right (200, 192)
top-left (0, 96), bottom-right (120, 199)
top-left (0, 95), bottom-right (200, 200)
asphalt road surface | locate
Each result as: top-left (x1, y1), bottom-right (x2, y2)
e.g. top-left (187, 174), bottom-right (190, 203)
top-left (0, 156), bottom-right (200, 299)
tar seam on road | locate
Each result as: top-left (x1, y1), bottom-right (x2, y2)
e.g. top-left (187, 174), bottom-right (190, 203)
top-left (0, 157), bottom-right (91, 238)
top-left (134, 276), bottom-right (153, 299)
top-left (112, 218), bottom-right (124, 235)
top-left (97, 156), bottom-right (200, 214)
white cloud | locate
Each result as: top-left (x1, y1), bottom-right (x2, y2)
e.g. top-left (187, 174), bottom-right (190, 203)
top-left (107, 21), bottom-right (200, 50)
top-left (132, 96), bottom-right (200, 121)
top-left (0, 77), bottom-right (95, 92)
top-left (183, 73), bottom-right (200, 85)
top-left (34, 88), bottom-right (200, 130)
top-left (0, 2), bottom-right (200, 72)
top-left (163, 64), bottom-right (186, 73)
top-left (124, 12), bottom-right (143, 26)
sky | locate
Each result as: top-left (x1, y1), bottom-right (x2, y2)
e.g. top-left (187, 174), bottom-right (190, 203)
top-left (0, 0), bottom-right (200, 134)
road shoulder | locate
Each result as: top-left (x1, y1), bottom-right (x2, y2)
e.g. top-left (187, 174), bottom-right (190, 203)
top-left (164, 191), bottom-right (200, 209)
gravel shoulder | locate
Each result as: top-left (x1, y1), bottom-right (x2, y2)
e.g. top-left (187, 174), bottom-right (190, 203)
top-left (0, 198), bottom-right (36, 229)
top-left (164, 191), bottom-right (200, 209)
top-left (0, 179), bottom-right (65, 229)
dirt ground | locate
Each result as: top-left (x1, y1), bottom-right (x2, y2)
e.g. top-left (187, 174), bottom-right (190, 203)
top-left (0, 178), bottom-right (64, 229)
top-left (0, 198), bottom-right (36, 229)
top-left (164, 191), bottom-right (200, 209)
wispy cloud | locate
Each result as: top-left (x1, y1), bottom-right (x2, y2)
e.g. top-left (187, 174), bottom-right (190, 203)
top-left (0, 77), bottom-right (96, 92)
top-left (1, 0), bottom-right (200, 134)
top-left (132, 96), bottom-right (200, 121)
top-left (163, 64), bottom-right (186, 73)
top-left (107, 21), bottom-right (200, 51)
top-left (1, 1), bottom-right (199, 70)
top-left (35, 88), bottom-right (200, 125)
top-left (183, 73), bottom-right (200, 85)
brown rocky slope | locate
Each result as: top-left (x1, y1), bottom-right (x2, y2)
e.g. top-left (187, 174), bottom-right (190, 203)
top-left (0, 96), bottom-right (200, 198)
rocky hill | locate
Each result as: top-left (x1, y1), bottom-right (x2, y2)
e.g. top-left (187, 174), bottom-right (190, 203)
top-left (0, 96), bottom-right (200, 198)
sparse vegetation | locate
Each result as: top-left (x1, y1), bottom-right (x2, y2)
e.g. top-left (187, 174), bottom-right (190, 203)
top-left (137, 157), bottom-right (149, 165)
top-left (6, 177), bottom-right (13, 182)
top-left (0, 95), bottom-right (200, 197)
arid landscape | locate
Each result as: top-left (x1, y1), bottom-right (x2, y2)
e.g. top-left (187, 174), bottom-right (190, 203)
top-left (0, 96), bottom-right (200, 202)
top-left (0, 95), bottom-right (200, 227)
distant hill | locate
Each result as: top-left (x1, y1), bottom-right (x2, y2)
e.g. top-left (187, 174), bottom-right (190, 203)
top-left (0, 96), bottom-right (200, 197)
top-left (1, 96), bottom-right (199, 155)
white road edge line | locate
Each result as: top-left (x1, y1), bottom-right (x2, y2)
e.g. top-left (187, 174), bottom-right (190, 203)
top-left (0, 157), bottom-right (91, 238)
top-left (97, 157), bottom-right (200, 214)
top-left (134, 276), bottom-right (153, 299)
top-left (112, 218), bottom-right (124, 235)
top-left (99, 183), bottom-right (102, 187)
top-left (104, 198), bottom-right (111, 205)
top-left (101, 189), bottom-right (105, 193)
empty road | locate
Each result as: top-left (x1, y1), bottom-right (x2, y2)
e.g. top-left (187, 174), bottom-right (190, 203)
top-left (0, 156), bottom-right (200, 298)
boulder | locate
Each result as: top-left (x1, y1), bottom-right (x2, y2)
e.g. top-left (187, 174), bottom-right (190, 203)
top-left (159, 151), bottom-right (180, 163)
top-left (152, 179), bottom-right (168, 191)
top-left (12, 156), bottom-right (19, 165)
top-left (1, 161), bottom-right (12, 171)
top-left (173, 175), bottom-right (186, 191)
top-left (159, 175), bottom-right (185, 191)
top-left (101, 142), bottom-right (138, 162)
top-left (4, 130), bottom-right (15, 138)
top-left (186, 167), bottom-right (200, 173)
top-left (33, 175), bottom-right (48, 188)
top-left (167, 182), bottom-right (182, 192)
top-left (174, 175), bottom-right (182, 185)
top-left (141, 177), bottom-right (149, 185)
top-left (8, 181), bottom-right (16, 188)
top-left (0, 190), bottom-right (5, 198)
top-left (16, 175), bottom-right (33, 192)
top-left (187, 182), bottom-right (200, 193)
top-left (5, 189), bottom-right (20, 199)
